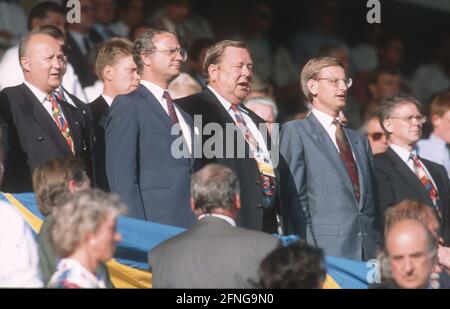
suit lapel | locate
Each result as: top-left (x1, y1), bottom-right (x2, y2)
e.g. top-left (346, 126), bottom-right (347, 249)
top-left (386, 148), bottom-right (433, 205)
top-left (19, 84), bottom-right (72, 155)
top-left (138, 85), bottom-right (173, 132)
top-left (307, 114), bottom-right (356, 201)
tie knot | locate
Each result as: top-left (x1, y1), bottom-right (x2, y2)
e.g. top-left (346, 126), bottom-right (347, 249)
top-left (163, 91), bottom-right (172, 102)
top-left (230, 104), bottom-right (241, 112)
top-left (410, 153), bottom-right (419, 162)
top-left (333, 118), bottom-right (342, 128)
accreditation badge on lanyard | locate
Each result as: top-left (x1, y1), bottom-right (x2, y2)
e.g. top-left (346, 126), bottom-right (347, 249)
top-left (254, 150), bottom-right (275, 178)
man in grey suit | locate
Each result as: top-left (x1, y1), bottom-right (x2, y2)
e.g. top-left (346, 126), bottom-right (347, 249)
top-left (148, 164), bottom-right (281, 288)
top-left (280, 57), bottom-right (381, 260)
top-left (105, 29), bottom-right (195, 228)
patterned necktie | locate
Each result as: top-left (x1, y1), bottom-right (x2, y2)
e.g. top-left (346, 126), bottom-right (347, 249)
top-left (162, 91), bottom-right (179, 124)
top-left (410, 153), bottom-right (441, 215)
top-left (230, 104), bottom-right (275, 204)
top-left (46, 91), bottom-right (75, 154)
top-left (334, 119), bottom-right (360, 202)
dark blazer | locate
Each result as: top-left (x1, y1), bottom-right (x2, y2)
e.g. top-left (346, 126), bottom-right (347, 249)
top-left (0, 83), bottom-right (94, 193)
top-left (374, 147), bottom-right (450, 244)
top-left (280, 113), bottom-right (381, 260)
top-left (176, 87), bottom-right (280, 233)
top-left (148, 216), bottom-right (281, 288)
top-left (106, 84), bottom-right (196, 228)
top-left (89, 95), bottom-right (109, 191)
top-left (66, 32), bottom-right (96, 88)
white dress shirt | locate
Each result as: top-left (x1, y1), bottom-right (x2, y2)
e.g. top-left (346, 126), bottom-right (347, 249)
top-left (312, 108), bottom-right (339, 150)
top-left (208, 85), bottom-right (272, 160)
top-left (23, 81), bottom-right (76, 123)
top-left (141, 80), bottom-right (192, 154)
top-left (0, 201), bottom-right (43, 287)
top-left (197, 213), bottom-right (236, 227)
top-left (102, 94), bottom-right (113, 106)
top-left (390, 144), bottom-right (439, 189)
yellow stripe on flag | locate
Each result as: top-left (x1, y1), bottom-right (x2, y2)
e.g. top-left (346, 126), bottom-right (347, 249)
top-left (323, 274), bottom-right (341, 289)
top-left (4, 193), bottom-right (43, 233)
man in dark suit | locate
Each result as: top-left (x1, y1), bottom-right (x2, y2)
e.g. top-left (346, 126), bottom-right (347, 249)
top-left (176, 40), bottom-right (281, 234)
top-left (106, 29), bottom-right (195, 227)
top-left (148, 164), bottom-right (281, 288)
top-left (90, 38), bottom-right (139, 191)
top-left (375, 93), bottom-right (450, 244)
top-left (280, 57), bottom-right (381, 260)
top-left (0, 25), bottom-right (94, 193)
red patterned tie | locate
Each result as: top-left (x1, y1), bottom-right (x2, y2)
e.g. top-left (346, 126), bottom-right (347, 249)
top-left (411, 154), bottom-right (441, 216)
top-left (230, 104), bottom-right (275, 201)
top-left (163, 91), bottom-right (179, 124)
top-left (334, 119), bottom-right (360, 202)
top-left (46, 91), bottom-right (75, 154)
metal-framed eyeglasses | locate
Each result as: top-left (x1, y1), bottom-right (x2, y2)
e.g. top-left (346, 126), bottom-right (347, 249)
top-left (389, 115), bottom-right (427, 124)
top-left (151, 47), bottom-right (188, 62)
top-left (316, 77), bottom-right (353, 88)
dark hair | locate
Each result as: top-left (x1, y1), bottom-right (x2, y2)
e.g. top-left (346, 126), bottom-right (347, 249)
top-left (133, 29), bottom-right (171, 74)
top-left (27, 1), bottom-right (65, 31)
top-left (191, 164), bottom-right (240, 213)
top-left (256, 241), bottom-right (326, 289)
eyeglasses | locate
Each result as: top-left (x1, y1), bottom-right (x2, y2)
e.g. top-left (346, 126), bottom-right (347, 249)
top-left (369, 132), bottom-right (386, 141)
top-left (316, 77), bottom-right (353, 88)
top-left (390, 115), bottom-right (426, 124)
top-left (151, 47), bottom-right (188, 62)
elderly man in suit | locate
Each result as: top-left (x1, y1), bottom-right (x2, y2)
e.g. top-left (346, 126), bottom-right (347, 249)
top-left (148, 164), bottom-right (281, 288)
top-left (0, 25), bottom-right (94, 193)
top-left (280, 56), bottom-right (381, 260)
top-left (374, 93), bottom-right (450, 245)
top-left (90, 38), bottom-right (139, 191)
top-left (106, 29), bottom-right (195, 227)
top-left (176, 40), bottom-right (281, 234)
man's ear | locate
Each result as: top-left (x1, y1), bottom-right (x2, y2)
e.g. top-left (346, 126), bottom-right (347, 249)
top-left (234, 194), bottom-right (241, 211)
top-left (307, 79), bottom-right (318, 97)
top-left (207, 64), bottom-right (217, 83)
top-left (104, 65), bottom-right (113, 82)
top-left (383, 119), bottom-right (394, 134)
top-left (141, 53), bottom-right (151, 68)
top-left (20, 56), bottom-right (30, 73)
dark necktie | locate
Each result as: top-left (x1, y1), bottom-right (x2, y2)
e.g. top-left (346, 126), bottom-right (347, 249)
top-left (334, 119), bottom-right (360, 202)
top-left (162, 91), bottom-right (179, 124)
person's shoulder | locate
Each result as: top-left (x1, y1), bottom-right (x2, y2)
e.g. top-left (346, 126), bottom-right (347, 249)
top-left (234, 226), bottom-right (281, 245)
top-left (0, 201), bottom-right (28, 232)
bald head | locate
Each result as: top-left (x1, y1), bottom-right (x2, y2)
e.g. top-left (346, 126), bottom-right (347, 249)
top-left (386, 220), bottom-right (437, 289)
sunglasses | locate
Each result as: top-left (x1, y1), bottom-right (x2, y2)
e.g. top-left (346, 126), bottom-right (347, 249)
top-left (369, 132), bottom-right (386, 141)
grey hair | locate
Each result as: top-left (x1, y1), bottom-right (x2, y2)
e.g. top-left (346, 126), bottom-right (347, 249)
top-left (190, 164), bottom-right (240, 213)
top-left (133, 29), bottom-right (170, 75)
top-left (243, 96), bottom-right (279, 120)
top-left (378, 92), bottom-right (422, 135)
top-left (49, 189), bottom-right (126, 258)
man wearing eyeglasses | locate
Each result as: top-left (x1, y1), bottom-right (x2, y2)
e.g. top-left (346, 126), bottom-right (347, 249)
top-left (105, 30), bottom-right (196, 228)
top-left (375, 93), bottom-right (450, 245)
top-left (280, 56), bottom-right (381, 260)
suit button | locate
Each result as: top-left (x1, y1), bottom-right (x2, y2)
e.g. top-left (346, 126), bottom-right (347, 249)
top-left (256, 180), bottom-right (261, 185)
top-left (37, 136), bottom-right (44, 141)
top-left (75, 121), bottom-right (79, 126)
top-left (257, 203), bottom-right (262, 208)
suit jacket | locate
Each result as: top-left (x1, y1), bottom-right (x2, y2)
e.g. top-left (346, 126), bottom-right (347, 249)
top-left (176, 88), bottom-right (280, 233)
top-left (148, 216), bottom-right (281, 288)
top-left (374, 147), bottom-right (450, 244)
top-left (89, 95), bottom-right (109, 191)
top-left (0, 83), bottom-right (95, 193)
top-left (106, 84), bottom-right (196, 228)
top-left (66, 33), bottom-right (96, 88)
top-left (279, 113), bottom-right (381, 260)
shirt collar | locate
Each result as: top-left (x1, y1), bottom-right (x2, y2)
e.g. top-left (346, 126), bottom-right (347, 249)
top-left (102, 94), bottom-right (114, 106)
top-left (140, 80), bottom-right (166, 103)
top-left (390, 144), bottom-right (416, 163)
top-left (57, 258), bottom-right (105, 288)
top-left (312, 108), bottom-right (336, 128)
top-left (197, 213), bottom-right (236, 227)
top-left (207, 85), bottom-right (234, 111)
top-left (24, 80), bottom-right (48, 103)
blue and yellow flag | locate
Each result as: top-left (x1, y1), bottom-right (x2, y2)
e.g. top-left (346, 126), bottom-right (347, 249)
top-left (0, 192), bottom-right (375, 289)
